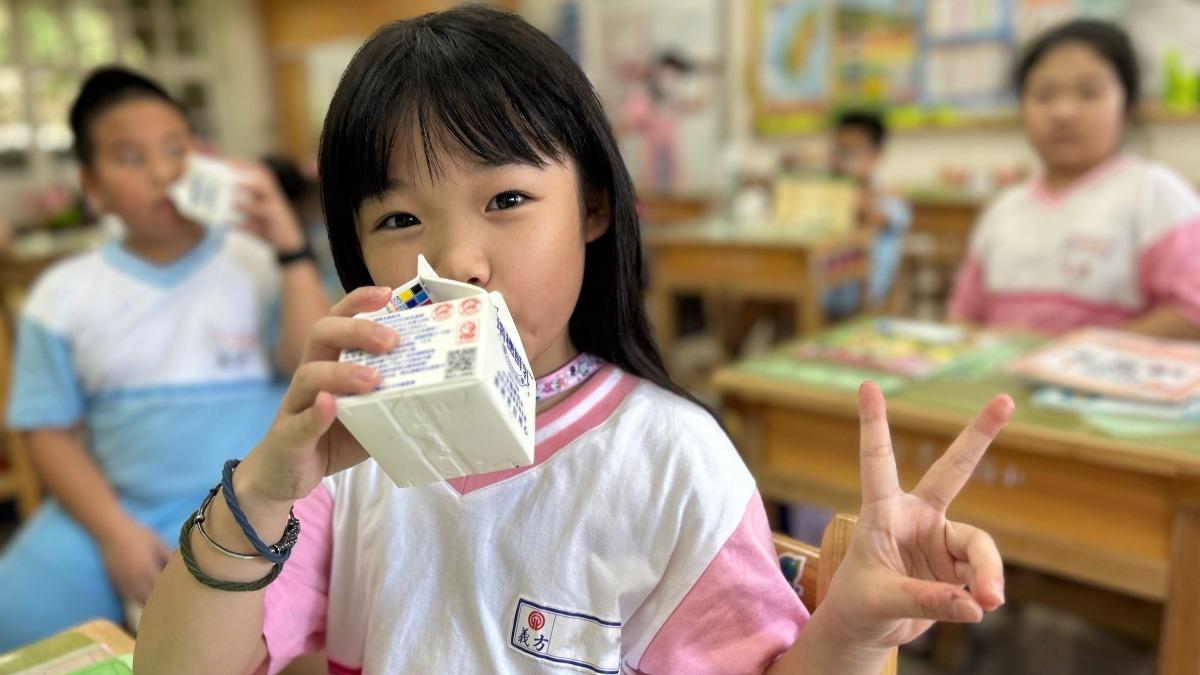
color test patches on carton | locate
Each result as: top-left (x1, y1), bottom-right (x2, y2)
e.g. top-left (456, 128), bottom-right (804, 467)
top-left (386, 282), bottom-right (433, 313)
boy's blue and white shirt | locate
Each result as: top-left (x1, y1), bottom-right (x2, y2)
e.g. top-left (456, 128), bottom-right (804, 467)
top-left (7, 227), bottom-right (286, 503)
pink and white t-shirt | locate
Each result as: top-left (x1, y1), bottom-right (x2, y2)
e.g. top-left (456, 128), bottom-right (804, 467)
top-left (947, 156), bottom-right (1200, 335)
top-left (258, 365), bottom-right (809, 674)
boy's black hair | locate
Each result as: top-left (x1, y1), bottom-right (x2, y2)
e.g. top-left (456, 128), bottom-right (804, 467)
top-left (656, 50), bottom-right (693, 73)
top-left (1014, 19), bottom-right (1140, 112)
top-left (835, 110), bottom-right (887, 149)
top-left (319, 6), bottom-right (691, 403)
top-left (69, 66), bottom-right (183, 165)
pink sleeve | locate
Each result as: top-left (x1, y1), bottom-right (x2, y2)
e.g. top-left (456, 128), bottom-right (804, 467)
top-left (634, 491), bottom-right (809, 675)
top-left (1138, 216), bottom-right (1200, 326)
top-left (947, 254), bottom-right (987, 323)
top-left (260, 482), bottom-right (334, 675)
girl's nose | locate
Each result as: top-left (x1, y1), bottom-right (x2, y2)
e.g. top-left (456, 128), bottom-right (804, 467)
top-left (431, 238), bottom-right (491, 288)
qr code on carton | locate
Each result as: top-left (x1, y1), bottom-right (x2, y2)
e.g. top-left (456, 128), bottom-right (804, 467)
top-left (446, 348), bottom-right (476, 378)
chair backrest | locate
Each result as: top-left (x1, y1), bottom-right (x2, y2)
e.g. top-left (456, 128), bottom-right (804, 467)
top-left (774, 514), bottom-right (899, 675)
top-left (0, 270), bottom-right (43, 520)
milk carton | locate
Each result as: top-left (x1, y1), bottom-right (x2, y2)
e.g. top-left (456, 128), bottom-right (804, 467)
top-left (168, 154), bottom-right (246, 228)
top-left (337, 256), bottom-right (535, 487)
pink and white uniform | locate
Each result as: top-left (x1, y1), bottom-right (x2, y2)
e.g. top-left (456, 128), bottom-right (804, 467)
top-left (259, 364), bottom-right (808, 674)
top-left (948, 155), bottom-right (1200, 335)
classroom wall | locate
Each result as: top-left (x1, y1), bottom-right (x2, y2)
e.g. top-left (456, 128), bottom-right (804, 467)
top-left (200, 0), bottom-right (275, 160)
top-left (257, 0), bottom-right (519, 160)
top-left (522, 0), bottom-right (1200, 194)
top-left (722, 0), bottom-right (1200, 190)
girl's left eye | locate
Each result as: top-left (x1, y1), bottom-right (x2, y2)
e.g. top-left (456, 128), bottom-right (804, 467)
top-left (486, 191), bottom-right (528, 212)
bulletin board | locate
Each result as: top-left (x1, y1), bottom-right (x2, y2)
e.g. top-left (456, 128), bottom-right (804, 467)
top-left (748, 0), bottom-right (1173, 136)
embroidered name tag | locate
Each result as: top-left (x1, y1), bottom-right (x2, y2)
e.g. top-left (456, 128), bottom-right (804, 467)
top-left (509, 598), bottom-right (621, 674)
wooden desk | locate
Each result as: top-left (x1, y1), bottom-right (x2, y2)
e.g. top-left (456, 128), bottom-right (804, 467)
top-left (645, 222), bottom-right (873, 358)
top-left (715, 351), bottom-right (1200, 675)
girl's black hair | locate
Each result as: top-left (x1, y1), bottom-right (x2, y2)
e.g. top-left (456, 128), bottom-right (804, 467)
top-left (69, 66), bottom-right (182, 165)
top-left (1014, 19), bottom-right (1140, 112)
top-left (319, 5), bottom-right (691, 403)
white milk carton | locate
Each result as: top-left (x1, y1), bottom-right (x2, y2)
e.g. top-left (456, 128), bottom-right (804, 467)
top-left (337, 255), bottom-right (535, 487)
top-left (168, 154), bottom-right (246, 228)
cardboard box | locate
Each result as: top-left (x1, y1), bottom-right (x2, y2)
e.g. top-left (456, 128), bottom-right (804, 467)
top-left (337, 256), bottom-right (535, 487)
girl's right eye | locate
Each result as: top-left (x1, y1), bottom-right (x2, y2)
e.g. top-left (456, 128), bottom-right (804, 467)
top-left (376, 212), bottom-right (422, 231)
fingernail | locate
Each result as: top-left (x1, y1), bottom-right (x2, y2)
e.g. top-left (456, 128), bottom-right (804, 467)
top-left (375, 325), bottom-right (398, 346)
top-left (355, 367), bottom-right (378, 383)
top-left (993, 580), bottom-right (1006, 605)
top-left (953, 595), bottom-right (977, 618)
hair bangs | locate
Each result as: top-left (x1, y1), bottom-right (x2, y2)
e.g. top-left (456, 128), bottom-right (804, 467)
top-left (326, 28), bottom-right (576, 220)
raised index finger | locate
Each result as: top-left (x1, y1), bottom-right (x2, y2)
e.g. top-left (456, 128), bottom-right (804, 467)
top-left (858, 381), bottom-right (901, 504)
top-left (333, 286), bottom-right (392, 318)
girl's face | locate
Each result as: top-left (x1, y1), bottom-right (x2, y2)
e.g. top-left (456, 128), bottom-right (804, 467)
top-left (356, 144), bottom-right (608, 377)
top-left (80, 98), bottom-right (198, 243)
top-left (1020, 41), bottom-right (1126, 177)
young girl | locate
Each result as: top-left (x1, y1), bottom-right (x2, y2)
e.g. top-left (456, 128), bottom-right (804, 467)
top-left (948, 19), bottom-right (1200, 337)
top-left (137, 8), bottom-right (1011, 674)
top-left (0, 68), bottom-right (328, 648)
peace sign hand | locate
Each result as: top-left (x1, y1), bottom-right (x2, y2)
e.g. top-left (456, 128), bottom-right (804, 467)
top-left (815, 382), bottom-right (1015, 650)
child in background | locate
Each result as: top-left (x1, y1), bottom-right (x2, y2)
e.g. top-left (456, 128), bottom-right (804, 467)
top-left (138, 8), bottom-right (1012, 675)
top-left (0, 67), bottom-right (328, 647)
top-left (825, 110), bottom-right (913, 317)
top-left (948, 19), bottom-right (1200, 336)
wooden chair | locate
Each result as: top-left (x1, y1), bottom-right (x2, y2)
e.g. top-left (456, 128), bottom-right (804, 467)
top-left (775, 514), bottom-right (900, 675)
top-left (0, 253), bottom-right (48, 520)
top-left (0, 265), bottom-right (44, 516)
top-left (2, 431), bottom-right (40, 519)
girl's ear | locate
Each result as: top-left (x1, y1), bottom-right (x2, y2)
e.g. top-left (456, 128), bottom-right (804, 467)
top-left (584, 189), bottom-right (611, 243)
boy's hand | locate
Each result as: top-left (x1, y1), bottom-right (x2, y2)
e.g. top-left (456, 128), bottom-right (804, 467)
top-left (816, 382), bottom-right (1013, 650)
top-left (100, 517), bottom-right (172, 605)
top-left (228, 160), bottom-right (307, 254)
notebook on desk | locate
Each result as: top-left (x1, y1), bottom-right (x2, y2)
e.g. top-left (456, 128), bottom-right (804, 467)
top-left (0, 634), bottom-right (131, 675)
top-left (1011, 328), bottom-right (1200, 403)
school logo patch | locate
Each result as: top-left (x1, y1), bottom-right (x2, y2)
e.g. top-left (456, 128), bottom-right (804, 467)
top-left (509, 598), bottom-right (621, 674)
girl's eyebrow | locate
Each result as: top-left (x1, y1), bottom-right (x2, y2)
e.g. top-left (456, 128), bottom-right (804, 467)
top-left (470, 156), bottom-right (553, 171)
top-left (379, 161), bottom-right (541, 195)
top-left (384, 177), bottom-right (411, 192)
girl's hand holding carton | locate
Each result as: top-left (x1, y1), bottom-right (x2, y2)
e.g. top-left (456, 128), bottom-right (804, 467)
top-left (336, 255), bottom-right (535, 487)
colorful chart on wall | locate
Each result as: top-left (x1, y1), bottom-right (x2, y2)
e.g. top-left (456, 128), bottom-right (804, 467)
top-left (750, 0), bottom-right (1139, 135)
